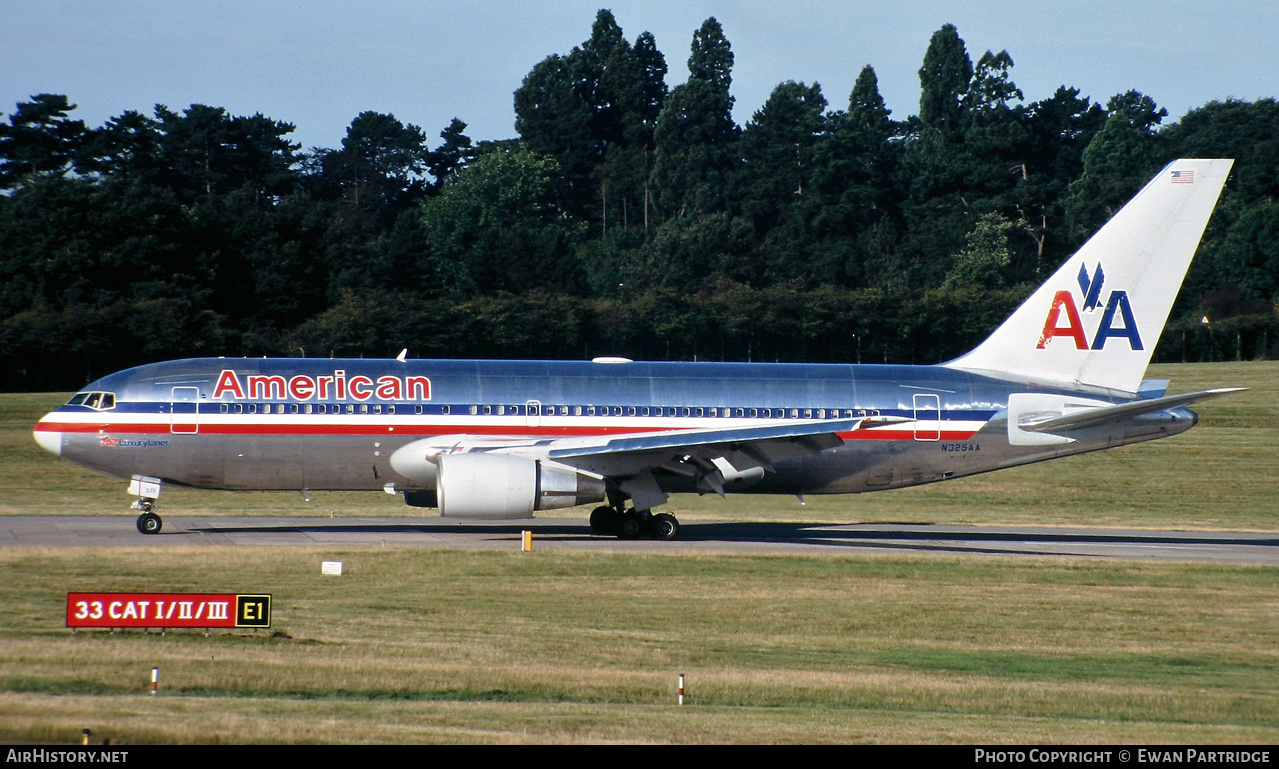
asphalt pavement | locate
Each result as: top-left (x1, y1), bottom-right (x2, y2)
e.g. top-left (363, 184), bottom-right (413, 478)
top-left (3, 515), bottom-right (1276, 564)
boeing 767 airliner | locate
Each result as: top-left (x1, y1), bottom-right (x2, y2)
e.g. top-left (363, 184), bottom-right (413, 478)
top-left (34, 159), bottom-right (1240, 540)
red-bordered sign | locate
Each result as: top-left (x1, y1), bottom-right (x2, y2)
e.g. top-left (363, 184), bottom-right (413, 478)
top-left (66, 593), bottom-right (271, 628)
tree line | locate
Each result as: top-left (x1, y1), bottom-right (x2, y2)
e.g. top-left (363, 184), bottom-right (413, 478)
top-left (2, 10), bottom-right (1277, 391)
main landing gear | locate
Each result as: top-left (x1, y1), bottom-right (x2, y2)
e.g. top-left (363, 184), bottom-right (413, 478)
top-left (589, 505), bottom-right (680, 541)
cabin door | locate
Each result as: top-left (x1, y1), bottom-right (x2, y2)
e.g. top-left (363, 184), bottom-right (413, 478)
top-left (912, 393), bottom-right (940, 441)
top-left (170, 386), bottom-right (200, 434)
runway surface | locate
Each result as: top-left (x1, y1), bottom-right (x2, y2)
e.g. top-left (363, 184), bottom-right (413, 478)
top-left (3, 515), bottom-right (1277, 564)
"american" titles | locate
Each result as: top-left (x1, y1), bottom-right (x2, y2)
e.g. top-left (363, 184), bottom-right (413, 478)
top-left (212, 369), bottom-right (431, 402)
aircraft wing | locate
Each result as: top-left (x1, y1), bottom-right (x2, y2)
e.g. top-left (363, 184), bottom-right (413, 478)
top-left (1017, 388), bottom-right (1245, 434)
top-left (537, 415), bottom-right (909, 506)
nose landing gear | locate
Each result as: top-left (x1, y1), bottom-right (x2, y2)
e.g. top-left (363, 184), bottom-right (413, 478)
top-left (132, 498), bottom-right (162, 534)
top-left (128, 475), bottom-right (164, 535)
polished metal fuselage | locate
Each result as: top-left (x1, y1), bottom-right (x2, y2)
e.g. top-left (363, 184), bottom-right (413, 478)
top-left (35, 357), bottom-right (1197, 500)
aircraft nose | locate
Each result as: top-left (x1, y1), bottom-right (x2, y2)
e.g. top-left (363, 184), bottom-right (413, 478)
top-left (33, 416), bottom-right (63, 457)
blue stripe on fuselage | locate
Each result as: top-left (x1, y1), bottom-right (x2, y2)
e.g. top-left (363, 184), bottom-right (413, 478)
top-left (68, 357), bottom-right (1118, 416)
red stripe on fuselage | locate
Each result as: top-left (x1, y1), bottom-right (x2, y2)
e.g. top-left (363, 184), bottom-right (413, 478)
top-left (35, 420), bottom-right (981, 441)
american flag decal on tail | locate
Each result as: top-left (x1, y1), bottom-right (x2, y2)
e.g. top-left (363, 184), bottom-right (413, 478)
top-left (1170, 169), bottom-right (1195, 184)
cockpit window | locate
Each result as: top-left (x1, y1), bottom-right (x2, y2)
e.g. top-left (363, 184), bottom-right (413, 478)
top-left (68, 391), bottom-right (116, 411)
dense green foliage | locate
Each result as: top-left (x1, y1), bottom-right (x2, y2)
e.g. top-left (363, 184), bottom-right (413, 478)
top-left (2, 12), bottom-right (1277, 390)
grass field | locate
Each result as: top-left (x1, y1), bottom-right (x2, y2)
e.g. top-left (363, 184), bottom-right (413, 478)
top-left (1, 548), bottom-right (1276, 744)
top-left (1, 361), bottom-right (1277, 744)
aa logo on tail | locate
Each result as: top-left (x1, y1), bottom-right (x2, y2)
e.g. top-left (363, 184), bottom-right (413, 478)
top-left (1036, 263), bottom-right (1143, 351)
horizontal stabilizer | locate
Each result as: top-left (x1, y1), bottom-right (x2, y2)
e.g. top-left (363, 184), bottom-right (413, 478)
top-left (1018, 388), bottom-right (1246, 434)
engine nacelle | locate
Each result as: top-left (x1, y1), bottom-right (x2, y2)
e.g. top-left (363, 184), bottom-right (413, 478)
top-left (389, 438), bottom-right (458, 485)
top-left (436, 453), bottom-right (606, 519)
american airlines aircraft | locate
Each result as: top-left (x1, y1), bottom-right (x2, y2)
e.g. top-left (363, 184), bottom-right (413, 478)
top-left (34, 159), bottom-right (1239, 540)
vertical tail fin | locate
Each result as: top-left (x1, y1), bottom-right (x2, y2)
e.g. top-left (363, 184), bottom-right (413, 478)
top-left (943, 158), bottom-right (1233, 394)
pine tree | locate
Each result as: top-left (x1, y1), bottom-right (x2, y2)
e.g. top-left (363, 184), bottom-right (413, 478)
top-left (917, 24), bottom-right (972, 137)
top-left (651, 18), bottom-right (738, 218)
top-left (0, 94), bottom-right (88, 187)
top-left (428, 118), bottom-right (477, 188)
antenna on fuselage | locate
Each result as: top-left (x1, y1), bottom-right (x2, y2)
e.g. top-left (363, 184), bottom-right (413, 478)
top-left (396, 349), bottom-right (408, 363)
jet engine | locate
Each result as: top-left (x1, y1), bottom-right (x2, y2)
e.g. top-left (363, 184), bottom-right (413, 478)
top-left (436, 453), bottom-right (605, 519)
